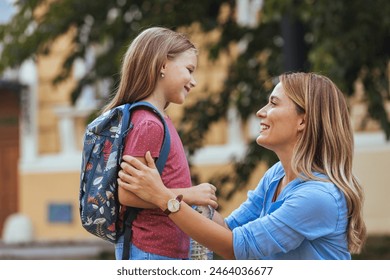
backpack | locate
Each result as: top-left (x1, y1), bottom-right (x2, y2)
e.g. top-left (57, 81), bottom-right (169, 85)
top-left (79, 101), bottom-right (170, 260)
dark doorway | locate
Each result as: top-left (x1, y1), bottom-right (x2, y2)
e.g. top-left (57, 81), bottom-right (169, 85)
top-left (0, 80), bottom-right (21, 234)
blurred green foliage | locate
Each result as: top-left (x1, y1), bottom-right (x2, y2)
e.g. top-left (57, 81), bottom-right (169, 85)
top-left (352, 235), bottom-right (390, 260)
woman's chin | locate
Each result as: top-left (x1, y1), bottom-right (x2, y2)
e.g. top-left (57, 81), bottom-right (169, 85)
top-left (256, 136), bottom-right (264, 146)
top-left (256, 136), bottom-right (271, 150)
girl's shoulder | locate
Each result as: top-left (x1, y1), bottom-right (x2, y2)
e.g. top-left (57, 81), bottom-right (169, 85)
top-left (130, 108), bottom-right (165, 128)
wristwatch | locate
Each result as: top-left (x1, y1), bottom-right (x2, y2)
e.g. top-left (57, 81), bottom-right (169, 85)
top-left (163, 194), bottom-right (183, 215)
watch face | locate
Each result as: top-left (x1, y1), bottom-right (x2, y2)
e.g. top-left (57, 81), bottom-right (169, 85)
top-left (168, 199), bottom-right (180, 212)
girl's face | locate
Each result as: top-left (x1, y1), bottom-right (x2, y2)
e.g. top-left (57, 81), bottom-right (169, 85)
top-left (160, 49), bottom-right (197, 104)
top-left (256, 82), bottom-right (305, 154)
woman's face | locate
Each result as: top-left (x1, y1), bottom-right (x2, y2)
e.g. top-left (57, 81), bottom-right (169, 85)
top-left (160, 49), bottom-right (197, 105)
top-left (256, 82), bottom-right (305, 154)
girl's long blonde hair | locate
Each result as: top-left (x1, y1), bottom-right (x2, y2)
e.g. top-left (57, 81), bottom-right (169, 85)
top-left (280, 72), bottom-right (366, 254)
top-left (103, 27), bottom-right (197, 112)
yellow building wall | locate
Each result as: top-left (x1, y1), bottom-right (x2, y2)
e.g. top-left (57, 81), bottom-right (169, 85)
top-left (37, 31), bottom-right (76, 154)
top-left (19, 171), bottom-right (94, 241)
top-left (354, 147), bottom-right (390, 234)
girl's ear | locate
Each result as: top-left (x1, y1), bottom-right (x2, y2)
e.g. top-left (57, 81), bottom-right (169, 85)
top-left (160, 63), bottom-right (167, 75)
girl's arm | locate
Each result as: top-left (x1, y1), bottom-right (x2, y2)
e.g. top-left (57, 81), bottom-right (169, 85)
top-left (212, 210), bottom-right (230, 228)
top-left (118, 152), bottom-right (235, 259)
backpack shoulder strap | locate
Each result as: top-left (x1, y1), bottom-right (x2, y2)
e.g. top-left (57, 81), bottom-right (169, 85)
top-left (128, 101), bottom-right (171, 175)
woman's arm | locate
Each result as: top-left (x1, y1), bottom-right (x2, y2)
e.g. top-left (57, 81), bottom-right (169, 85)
top-left (118, 156), bottom-right (218, 209)
top-left (170, 202), bottom-right (235, 259)
top-left (118, 152), bottom-right (235, 259)
top-left (119, 183), bottom-right (218, 209)
top-left (119, 154), bottom-right (218, 209)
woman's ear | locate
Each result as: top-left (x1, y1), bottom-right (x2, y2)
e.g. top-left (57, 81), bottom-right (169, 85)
top-left (298, 115), bottom-right (305, 132)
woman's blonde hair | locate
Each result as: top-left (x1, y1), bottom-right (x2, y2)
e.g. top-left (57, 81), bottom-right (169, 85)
top-left (103, 27), bottom-right (197, 112)
top-left (280, 72), bottom-right (366, 254)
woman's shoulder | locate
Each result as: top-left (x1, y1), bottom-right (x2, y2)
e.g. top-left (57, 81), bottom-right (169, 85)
top-left (294, 176), bottom-right (346, 207)
top-left (299, 174), bottom-right (339, 192)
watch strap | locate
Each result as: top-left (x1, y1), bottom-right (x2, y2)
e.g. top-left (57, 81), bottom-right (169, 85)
top-left (163, 194), bottom-right (183, 215)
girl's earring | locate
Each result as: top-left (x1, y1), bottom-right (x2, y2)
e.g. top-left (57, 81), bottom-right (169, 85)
top-left (160, 73), bottom-right (165, 78)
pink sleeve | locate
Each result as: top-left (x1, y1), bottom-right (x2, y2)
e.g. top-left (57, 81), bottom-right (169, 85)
top-left (123, 119), bottom-right (164, 158)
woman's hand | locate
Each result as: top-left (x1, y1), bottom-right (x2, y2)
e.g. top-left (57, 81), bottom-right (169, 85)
top-left (118, 151), bottom-right (173, 210)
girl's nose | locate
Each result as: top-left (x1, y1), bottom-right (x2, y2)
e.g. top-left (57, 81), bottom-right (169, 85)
top-left (190, 77), bottom-right (197, 88)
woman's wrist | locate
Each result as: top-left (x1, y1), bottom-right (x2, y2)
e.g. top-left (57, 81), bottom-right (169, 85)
top-left (157, 190), bottom-right (177, 211)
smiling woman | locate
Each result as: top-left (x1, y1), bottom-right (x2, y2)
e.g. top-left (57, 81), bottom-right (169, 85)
top-left (118, 72), bottom-right (367, 260)
top-left (256, 82), bottom-right (306, 155)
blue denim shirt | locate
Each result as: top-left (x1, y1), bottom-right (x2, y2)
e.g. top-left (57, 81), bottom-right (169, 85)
top-left (225, 161), bottom-right (350, 260)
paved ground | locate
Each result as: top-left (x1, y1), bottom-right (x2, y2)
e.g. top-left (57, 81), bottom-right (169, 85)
top-left (0, 240), bottom-right (114, 260)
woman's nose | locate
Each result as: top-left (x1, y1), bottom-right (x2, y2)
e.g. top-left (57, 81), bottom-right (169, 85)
top-left (256, 106), bottom-right (267, 117)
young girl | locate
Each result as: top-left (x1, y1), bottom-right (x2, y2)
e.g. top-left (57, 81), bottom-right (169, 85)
top-left (103, 27), bottom-right (217, 260)
top-left (118, 72), bottom-right (367, 260)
